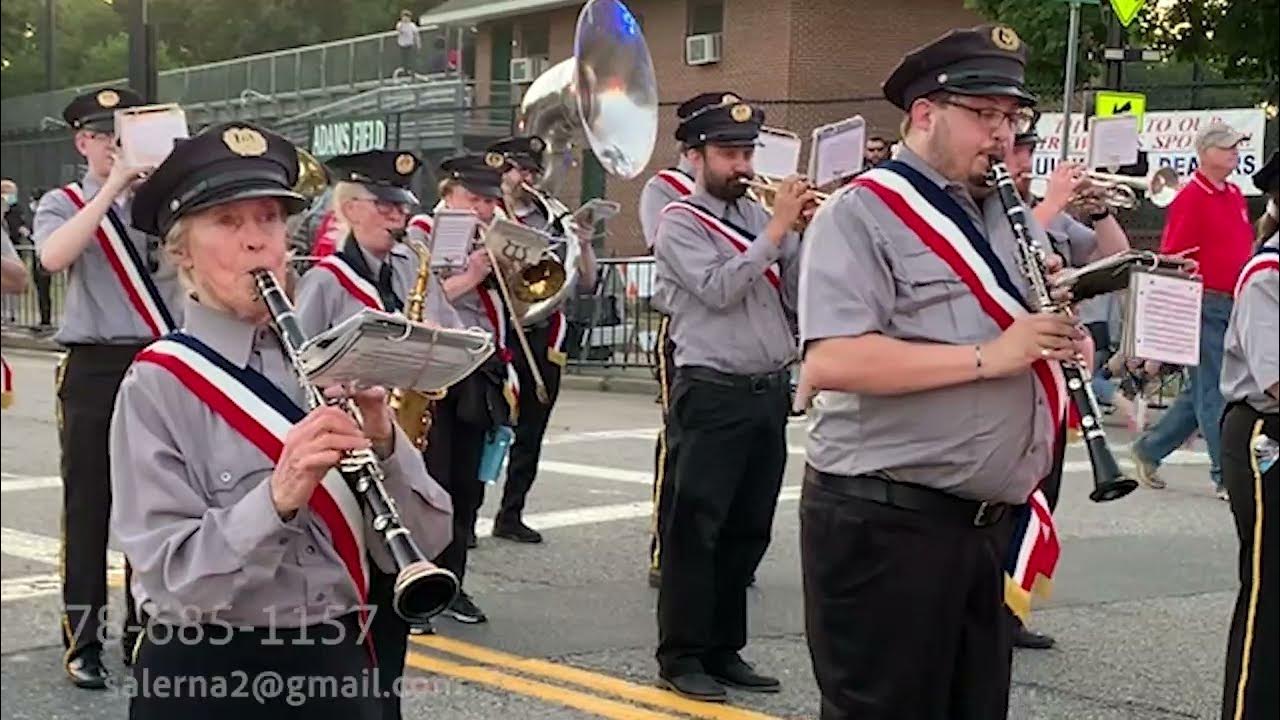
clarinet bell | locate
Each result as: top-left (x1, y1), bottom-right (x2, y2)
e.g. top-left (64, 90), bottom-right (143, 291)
top-left (392, 560), bottom-right (460, 624)
top-left (1088, 450), bottom-right (1139, 503)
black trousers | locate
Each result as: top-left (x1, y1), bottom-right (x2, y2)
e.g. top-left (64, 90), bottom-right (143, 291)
top-left (367, 566), bottom-right (408, 720)
top-left (497, 320), bottom-right (563, 525)
top-left (648, 315), bottom-right (677, 572)
top-left (129, 613), bottom-right (378, 720)
top-left (801, 473), bottom-right (1015, 720)
top-left (656, 367), bottom-right (788, 675)
top-left (423, 387), bottom-right (486, 586)
top-left (56, 344), bottom-right (143, 661)
top-left (1220, 402), bottom-right (1278, 720)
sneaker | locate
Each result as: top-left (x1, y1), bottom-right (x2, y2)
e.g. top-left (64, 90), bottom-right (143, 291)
top-left (446, 592), bottom-right (488, 624)
top-left (1132, 450), bottom-right (1166, 489)
top-left (408, 619), bottom-right (435, 635)
top-left (1216, 487), bottom-right (1230, 502)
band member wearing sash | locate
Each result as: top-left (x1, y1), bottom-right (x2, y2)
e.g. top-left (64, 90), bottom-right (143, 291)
top-left (112, 122), bottom-right (452, 720)
top-left (798, 26), bottom-right (1080, 719)
top-left (485, 134), bottom-right (599, 544)
top-left (33, 86), bottom-right (182, 686)
top-left (1218, 153), bottom-right (1278, 720)
top-left (293, 148), bottom-right (455, 719)
top-left (639, 99), bottom-right (699, 588)
top-left (489, 135), bottom-right (552, 230)
top-left (652, 94), bottom-right (809, 701)
top-left (406, 152), bottom-right (512, 625)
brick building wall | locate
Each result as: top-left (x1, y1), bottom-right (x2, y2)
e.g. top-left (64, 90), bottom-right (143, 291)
top-left (473, 0), bottom-right (980, 256)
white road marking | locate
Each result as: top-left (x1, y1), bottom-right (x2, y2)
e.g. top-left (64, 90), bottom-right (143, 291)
top-left (537, 460), bottom-right (652, 485)
top-left (542, 428), bottom-right (661, 446)
top-left (1, 476), bottom-right (61, 493)
top-left (0, 489), bottom-right (804, 603)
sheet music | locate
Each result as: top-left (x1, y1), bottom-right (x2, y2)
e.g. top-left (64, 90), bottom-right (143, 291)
top-left (809, 115), bottom-right (865, 188)
top-left (483, 218), bottom-right (551, 268)
top-left (1127, 271), bottom-right (1203, 367)
top-left (1087, 114), bottom-right (1140, 170)
top-left (573, 198), bottom-right (621, 227)
top-left (429, 209), bottom-right (478, 271)
top-left (116, 104), bottom-right (188, 168)
top-left (754, 127), bottom-right (802, 179)
top-left (301, 310), bottom-right (494, 392)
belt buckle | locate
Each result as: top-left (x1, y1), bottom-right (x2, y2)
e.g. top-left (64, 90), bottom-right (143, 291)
top-left (750, 375), bottom-right (767, 393)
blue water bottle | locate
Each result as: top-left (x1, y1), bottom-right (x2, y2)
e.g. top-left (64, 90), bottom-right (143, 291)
top-left (1253, 434), bottom-right (1278, 475)
top-left (478, 425), bottom-right (515, 484)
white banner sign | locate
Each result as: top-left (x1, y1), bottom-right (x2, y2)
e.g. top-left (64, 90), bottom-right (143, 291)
top-left (1034, 107), bottom-right (1268, 195)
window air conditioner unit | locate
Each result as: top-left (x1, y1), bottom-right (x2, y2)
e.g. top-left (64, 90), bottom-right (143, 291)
top-left (510, 57), bottom-right (546, 84)
top-left (685, 33), bottom-right (722, 66)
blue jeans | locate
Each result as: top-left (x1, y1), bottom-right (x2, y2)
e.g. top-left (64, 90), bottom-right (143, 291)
top-left (1133, 293), bottom-right (1232, 488)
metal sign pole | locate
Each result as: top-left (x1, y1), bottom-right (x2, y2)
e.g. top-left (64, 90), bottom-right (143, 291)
top-left (1060, 0), bottom-right (1082, 162)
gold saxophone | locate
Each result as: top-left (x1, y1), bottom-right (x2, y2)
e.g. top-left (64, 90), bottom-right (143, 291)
top-left (390, 239), bottom-right (447, 449)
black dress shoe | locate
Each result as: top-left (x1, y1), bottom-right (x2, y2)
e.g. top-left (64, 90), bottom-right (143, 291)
top-left (1012, 623), bottom-right (1056, 649)
top-left (408, 619), bottom-right (436, 635)
top-left (492, 520), bottom-right (543, 544)
top-left (65, 649), bottom-right (109, 690)
top-left (647, 567), bottom-right (661, 588)
top-left (706, 658), bottom-right (780, 693)
top-left (658, 672), bottom-right (726, 702)
top-left (466, 530), bottom-right (478, 549)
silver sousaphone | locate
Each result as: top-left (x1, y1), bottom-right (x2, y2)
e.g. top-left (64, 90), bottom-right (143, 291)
top-left (510, 0), bottom-right (658, 325)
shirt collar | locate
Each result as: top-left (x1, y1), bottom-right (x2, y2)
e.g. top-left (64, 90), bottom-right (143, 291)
top-left (1192, 170), bottom-right (1228, 195)
top-left (359, 245), bottom-right (386, 276)
top-left (676, 155), bottom-right (696, 176)
top-left (895, 144), bottom-right (983, 216)
top-left (181, 297), bottom-right (266, 369)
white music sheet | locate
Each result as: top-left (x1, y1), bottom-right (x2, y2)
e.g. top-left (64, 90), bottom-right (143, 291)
top-left (1087, 114), bottom-right (1140, 170)
top-left (1128, 271), bottom-right (1203, 367)
top-left (754, 127), bottom-right (802, 179)
top-left (116, 104), bottom-right (188, 169)
top-left (809, 115), bottom-right (865, 188)
top-left (429, 209), bottom-right (478, 271)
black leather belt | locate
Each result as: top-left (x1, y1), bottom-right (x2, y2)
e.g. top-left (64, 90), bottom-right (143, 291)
top-left (805, 466), bottom-right (1009, 527)
top-left (678, 366), bottom-right (789, 393)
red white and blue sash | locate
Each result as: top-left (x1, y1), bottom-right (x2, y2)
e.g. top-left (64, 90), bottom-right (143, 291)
top-left (546, 309), bottom-right (568, 367)
top-left (1234, 245), bottom-right (1279, 299)
top-left (852, 161), bottom-right (1067, 621)
top-left (661, 200), bottom-right (782, 290)
top-left (61, 183), bottom-right (175, 337)
top-left (478, 287), bottom-right (520, 422)
top-left (408, 214), bottom-right (433, 238)
top-left (315, 253), bottom-right (384, 311)
top-left (1, 355), bottom-right (12, 409)
top-left (656, 168), bottom-right (695, 197)
top-left (135, 333), bottom-right (371, 619)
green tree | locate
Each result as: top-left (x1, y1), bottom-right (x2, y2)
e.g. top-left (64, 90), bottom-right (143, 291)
top-left (965, 0), bottom-right (1278, 93)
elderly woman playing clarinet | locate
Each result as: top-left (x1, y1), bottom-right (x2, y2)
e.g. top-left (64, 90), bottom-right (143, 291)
top-left (109, 122), bottom-right (452, 720)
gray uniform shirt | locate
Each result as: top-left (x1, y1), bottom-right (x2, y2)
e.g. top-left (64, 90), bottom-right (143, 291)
top-left (653, 188), bottom-right (800, 375)
top-left (293, 240), bottom-right (461, 339)
top-left (640, 158), bottom-right (696, 250)
top-left (110, 299), bottom-right (453, 628)
top-left (33, 174), bottom-right (183, 345)
top-left (1221, 234), bottom-right (1279, 414)
top-left (799, 147), bottom-right (1055, 504)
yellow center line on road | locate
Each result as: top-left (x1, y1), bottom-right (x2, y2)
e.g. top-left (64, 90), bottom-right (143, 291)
top-left (403, 650), bottom-right (682, 720)
top-left (410, 635), bottom-right (784, 720)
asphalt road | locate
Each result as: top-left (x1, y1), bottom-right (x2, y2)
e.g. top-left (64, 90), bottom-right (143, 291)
top-left (0, 348), bottom-right (1239, 719)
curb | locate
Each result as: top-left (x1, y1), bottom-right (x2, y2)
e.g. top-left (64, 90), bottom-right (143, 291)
top-left (0, 332), bottom-right (61, 353)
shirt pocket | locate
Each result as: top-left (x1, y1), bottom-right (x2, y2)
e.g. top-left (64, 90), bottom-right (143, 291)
top-left (199, 457), bottom-right (275, 508)
top-left (889, 247), bottom-right (969, 338)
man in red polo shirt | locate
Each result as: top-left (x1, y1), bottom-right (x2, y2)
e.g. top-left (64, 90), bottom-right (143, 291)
top-left (1132, 121), bottom-right (1254, 499)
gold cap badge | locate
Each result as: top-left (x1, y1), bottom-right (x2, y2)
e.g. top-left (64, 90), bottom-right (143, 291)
top-left (97, 90), bottom-right (120, 108)
top-left (485, 152), bottom-right (506, 169)
top-left (991, 26), bottom-right (1021, 52)
top-left (395, 153), bottom-right (416, 175)
top-left (730, 104), bottom-right (753, 123)
top-left (222, 127), bottom-right (268, 157)
top-left (529, 137), bottom-right (544, 153)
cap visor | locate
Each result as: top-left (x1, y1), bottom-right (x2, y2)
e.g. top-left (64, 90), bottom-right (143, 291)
top-left (945, 82), bottom-right (1038, 106)
top-left (367, 185), bottom-right (419, 206)
top-left (185, 183), bottom-right (309, 218)
top-left (703, 129), bottom-right (761, 148)
top-left (462, 182), bottom-right (504, 199)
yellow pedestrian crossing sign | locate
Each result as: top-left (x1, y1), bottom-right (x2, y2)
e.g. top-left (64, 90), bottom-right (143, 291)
top-left (1096, 90), bottom-right (1146, 127)
top-left (1109, 0), bottom-right (1146, 27)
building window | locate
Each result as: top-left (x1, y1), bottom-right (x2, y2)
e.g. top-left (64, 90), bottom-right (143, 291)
top-left (518, 16), bottom-right (550, 58)
top-left (686, 0), bottom-right (723, 35)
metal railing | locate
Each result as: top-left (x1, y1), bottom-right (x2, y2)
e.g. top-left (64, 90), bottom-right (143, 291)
top-left (2, 25), bottom-right (475, 133)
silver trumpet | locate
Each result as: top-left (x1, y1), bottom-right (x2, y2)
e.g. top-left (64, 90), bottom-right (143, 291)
top-left (1028, 167), bottom-right (1182, 210)
top-left (251, 268), bottom-right (459, 623)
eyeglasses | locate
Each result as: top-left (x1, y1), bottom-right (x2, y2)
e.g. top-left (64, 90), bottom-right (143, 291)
top-left (941, 99), bottom-right (1036, 134)
top-left (355, 197), bottom-right (413, 216)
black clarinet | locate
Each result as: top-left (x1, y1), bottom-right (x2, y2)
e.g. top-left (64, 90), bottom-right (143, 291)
top-left (986, 161), bottom-right (1138, 503)
top-left (251, 268), bottom-right (459, 621)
